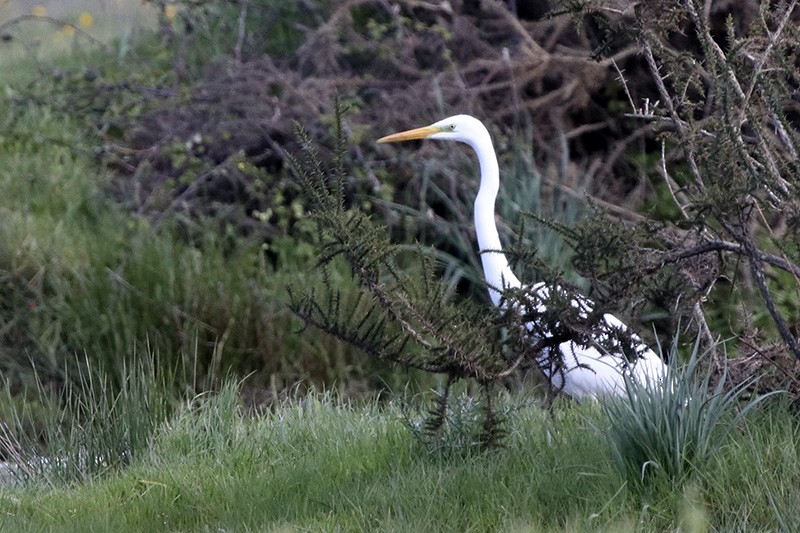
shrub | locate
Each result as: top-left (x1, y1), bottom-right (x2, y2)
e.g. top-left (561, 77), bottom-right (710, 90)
top-left (601, 337), bottom-right (781, 486)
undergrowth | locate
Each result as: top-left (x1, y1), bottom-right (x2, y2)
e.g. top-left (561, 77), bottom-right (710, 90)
top-left (0, 2), bottom-right (405, 451)
top-left (1, 3), bottom-right (799, 530)
top-left (0, 94), bottom-right (374, 395)
top-left (0, 384), bottom-right (797, 531)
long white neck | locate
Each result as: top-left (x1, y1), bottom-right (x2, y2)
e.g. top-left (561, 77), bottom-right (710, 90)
top-left (467, 131), bottom-right (521, 307)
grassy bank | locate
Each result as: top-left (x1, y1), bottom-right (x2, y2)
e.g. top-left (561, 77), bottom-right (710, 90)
top-left (0, 387), bottom-right (797, 531)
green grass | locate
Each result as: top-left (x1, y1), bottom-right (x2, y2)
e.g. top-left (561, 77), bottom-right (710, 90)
top-left (0, 2), bottom-right (418, 465)
top-left (0, 352), bottom-right (175, 485)
top-left (602, 339), bottom-right (780, 488)
top-left (0, 39), bottom-right (389, 397)
top-left (0, 384), bottom-right (797, 531)
top-left (2, 4), bottom-right (799, 532)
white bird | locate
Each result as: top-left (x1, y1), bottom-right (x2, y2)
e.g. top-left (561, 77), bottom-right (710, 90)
top-left (378, 114), bottom-right (667, 400)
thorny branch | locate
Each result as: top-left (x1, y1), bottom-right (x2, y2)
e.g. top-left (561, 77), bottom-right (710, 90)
top-left (641, 38), bottom-right (706, 193)
top-left (627, 2), bottom-right (800, 363)
top-left (723, 212), bottom-right (800, 361)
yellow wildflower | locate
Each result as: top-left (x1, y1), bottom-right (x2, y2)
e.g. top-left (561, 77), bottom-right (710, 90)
top-left (31, 5), bottom-right (46, 17)
top-left (62, 25), bottom-right (75, 37)
top-left (78, 12), bottom-right (94, 28)
top-left (165, 5), bottom-right (178, 21)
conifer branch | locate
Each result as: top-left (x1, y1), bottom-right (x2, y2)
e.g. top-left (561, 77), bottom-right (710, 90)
top-left (286, 103), bottom-right (538, 442)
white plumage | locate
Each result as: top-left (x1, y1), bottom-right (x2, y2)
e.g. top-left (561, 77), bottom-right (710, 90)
top-left (379, 114), bottom-right (667, 400)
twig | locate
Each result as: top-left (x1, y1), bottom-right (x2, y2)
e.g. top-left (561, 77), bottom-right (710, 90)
top-left (740, 0), bottom-right (799, 116)
top-left (666, 240), bottom-right (800, 279)
top-left (685, 0), bottom-right (790, 196)
top-left (597, 124), bottom-right (657, 183)
top-left (743, 236), bottom-right (800, 361)
top-left (641, 37), bottom-right (705, 193)
top-left (738, 336), bottom-right (800, 391)
top-left (611, 58), bottom-right (636, 112)
top-left (693, 301), bottom-right (717, 361)
top-left (657, 140), bottom-right (690, 221)
top-left (234, 0), bottom-right (249, 64)
top-left (717, 212), bottom-right (800, 362)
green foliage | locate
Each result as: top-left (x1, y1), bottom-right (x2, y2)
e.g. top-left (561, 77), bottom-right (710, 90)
top-left (0, 393), bottom-right (797, 530)
top-left (288, 108), bottom-right (537, 447)
top-left (0, 92), bottom-right (366, 387)
top-left (601, 338), bottom-right (781, 487)
top-left (0, 6), bottom-right (402, 427)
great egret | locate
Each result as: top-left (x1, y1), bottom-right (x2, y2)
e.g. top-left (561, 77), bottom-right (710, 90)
top-left (378, 114), bottom-right (667, 400)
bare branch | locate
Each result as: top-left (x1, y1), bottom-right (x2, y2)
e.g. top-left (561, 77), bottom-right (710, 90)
top-left (641, 38), bottom-right (706, 192)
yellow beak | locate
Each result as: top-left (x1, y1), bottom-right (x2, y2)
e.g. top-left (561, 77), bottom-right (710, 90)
top-left (377, 125), bottom-right (441, 144)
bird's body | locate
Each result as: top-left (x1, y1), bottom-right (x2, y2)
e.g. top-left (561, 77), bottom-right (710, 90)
top-left (378, 114), bottom-right (667, 400)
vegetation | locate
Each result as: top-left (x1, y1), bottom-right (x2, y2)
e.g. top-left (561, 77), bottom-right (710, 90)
top-left (0, 0), bottom-right (799, 530)
top-left (288, 0), bottom-right (800, 437)
top-left (0, 0), bottom-right (403, 402)
top-left (567, 0), bottom-right (800, 392)
top-left (0, 382), bottom-right (798, 531)
top-left (602, 338), bottom-right (779, 487)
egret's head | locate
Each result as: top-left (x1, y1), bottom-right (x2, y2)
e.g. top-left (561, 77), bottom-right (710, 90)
top-left (377, 114), bottom-right (489, 148)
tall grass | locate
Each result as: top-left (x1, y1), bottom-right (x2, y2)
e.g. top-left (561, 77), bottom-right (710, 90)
top-left (0, 81), bottom-right (392, 400)
top-left (706, 404), bottom-right (800, 529)
top-left (600, 338), bottom-right (782, 487)
top-left (0, 387), bottom-right (796, 531)
top-left (0, 350), bottom-right (175, 486)
top-left (497, 130), bottom-right (589, 284)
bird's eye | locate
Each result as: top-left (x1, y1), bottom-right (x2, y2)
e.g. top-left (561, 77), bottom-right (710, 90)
top-left (448, 124), bottom-right (456, 131)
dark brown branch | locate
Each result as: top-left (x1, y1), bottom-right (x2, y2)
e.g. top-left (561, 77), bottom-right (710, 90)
top-left (668, 240), bottom-right (800, 279)
top-left (742, 236), bottom-right (800, 361)
top-left (715, 211), bottom-right (800, 362)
